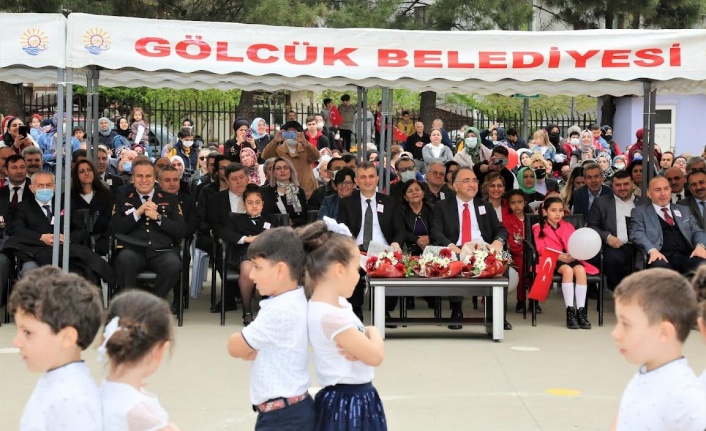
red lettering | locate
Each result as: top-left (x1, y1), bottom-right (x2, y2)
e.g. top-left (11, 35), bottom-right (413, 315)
top-left (215, 41), bottom-right (243, 62)
top-left (246, 44), bottom-right (278, 63)
top-left (447, 51), bottom-right (474, 69)
top-left (634, 48), bottom-right (664, 67)
top-left (283, 42), bottom-right (317, 65)
top-left (323, 47), bottom-right (358, 66)
top-left (414, 50), bottom-right (443, 68)
top-left (378, 49), bottom-right (408, 67)
top-left (512, 51), bottom-right (544, 68)
top-left (135, 37), bottom-right (170, 58)
top-left (602, 49), bottom-right (631, 67)
top-left (479, 52), bottom-right (507, 68)
top-left (670, 43), bottom-right (681, 67)
top-left (175, 37), bottom-right (211, 60)
top-left (566, 50), bottom-right (600, 68)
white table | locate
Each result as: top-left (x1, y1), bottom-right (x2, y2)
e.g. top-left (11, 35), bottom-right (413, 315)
top-left (367, 276), bottom-right (508, 341)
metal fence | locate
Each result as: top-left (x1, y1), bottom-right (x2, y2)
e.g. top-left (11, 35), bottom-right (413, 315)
top-left (22, 94), bottom-right (596, 147)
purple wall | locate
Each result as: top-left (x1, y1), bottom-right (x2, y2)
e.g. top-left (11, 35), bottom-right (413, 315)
top-left (599, 94), bottom-right (706, 158)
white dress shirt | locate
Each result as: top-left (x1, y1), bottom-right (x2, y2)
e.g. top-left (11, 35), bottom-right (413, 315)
top-left (652, 203), bottom-right (674, 222)
top-left (614, 194), bottom-right (636, 243)
top-left (455, 196), bottom-right (483, 246)
top-left (671, 190), bottom-right (685, 204)
top-left (9, 180), bottom-right (27, 203)
top-left (133, 188), bottom-right (156, 222)
top-left (355, 193), bottom-right (387, 247)
top-left (228, 190), bottom-right (245, 213)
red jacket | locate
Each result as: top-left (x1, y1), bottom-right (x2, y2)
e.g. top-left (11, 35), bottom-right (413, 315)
top-left (531, 219), bottom-right (599, 275)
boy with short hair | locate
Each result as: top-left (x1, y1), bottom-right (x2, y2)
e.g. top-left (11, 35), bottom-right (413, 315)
top-left (610, 268), bottom-right (706, 431)
top-left (227, 227), bottom-right (314, 431)
top-left (10, 266), bottom-right (103, 431)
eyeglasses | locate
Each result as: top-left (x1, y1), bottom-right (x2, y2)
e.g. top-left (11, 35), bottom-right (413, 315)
top-left (455, 178), bottom-right (479, 185)
top-left (338, 181), bottom-right (355, 187)
top-left (274, 166), bottom-right (290, 171)
top-left (199, 157), bottom-right (207, 161)
top-left (397, 166), bottom-right (415, 173)
top-left (427, 170), bottom-right (445, 176)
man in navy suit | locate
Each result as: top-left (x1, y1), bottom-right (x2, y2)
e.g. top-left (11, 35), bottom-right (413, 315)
top-left (630, 176), bottom-right (706, 273)
top-left (571, 162), bottom-right (611, 221)
top-left (337, 161), bottom-right (404, 321)
top-left (430, 166), bottom-right (508, 329)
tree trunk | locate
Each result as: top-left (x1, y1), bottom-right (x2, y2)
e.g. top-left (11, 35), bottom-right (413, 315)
top-left (0, 82), bottom-right (23, 120)
top-left (419, 91), bottom-right (436, 129)
top-left (236, 90), bottom-right (256, 120)
top-left (600, 95), bottom-right (616, 127)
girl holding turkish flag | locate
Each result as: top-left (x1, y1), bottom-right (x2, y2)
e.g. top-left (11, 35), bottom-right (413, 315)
top-left (533, 197), bottom-right (598, 330)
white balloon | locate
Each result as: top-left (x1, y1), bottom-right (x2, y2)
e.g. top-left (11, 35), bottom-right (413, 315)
top-left (567, 227), bottom-right (602, 261)
top-left (507, 266), bottom-right (518, 293)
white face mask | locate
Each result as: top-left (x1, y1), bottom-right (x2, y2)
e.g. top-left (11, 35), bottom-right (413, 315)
top-left (464, 137), bottom-right (478, 148)
top-left (316, 122), bottom-right (324, 130)
top-left (570, 138), bottom-right (580, 147)
top-left (182, 139), bottom-right (194, 148)
top-left (334, 132), bottom-right (340, 140)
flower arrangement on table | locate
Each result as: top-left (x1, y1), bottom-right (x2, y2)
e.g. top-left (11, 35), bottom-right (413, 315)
top-left (365, 250), bottom-right (416, 278)
top-left (459, 242), bottom-right (512, 278)
top-left (411, 248), bottom-right (464, 279)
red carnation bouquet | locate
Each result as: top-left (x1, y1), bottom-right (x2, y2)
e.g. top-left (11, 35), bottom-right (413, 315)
top-left (459, 242), bottom-right (512, 278)
top-left (365, 250), bottom-right (413, 278)
top-left (413, 248), bottom-right (464, 278)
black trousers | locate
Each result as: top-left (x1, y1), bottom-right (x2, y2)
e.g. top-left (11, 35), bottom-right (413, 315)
top-left (116, 248), bottom-right (181, 298)
top-left (255, 396), bottom-right (315, 431)
top-left (351, 269), bottom-right (397, 318)
top-left (603, 246), bottom-right (630, 290)
top-left (339, 129), bottom-right (353, 152)
top-left (648, 252), bottom-right (705, 275)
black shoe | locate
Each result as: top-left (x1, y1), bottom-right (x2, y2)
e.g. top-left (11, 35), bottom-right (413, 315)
top-left (385, 311), bottom-right (397, 329)
top-left (448, 310), bottom-right (463, 330)
top-left (210, 302), bottom-right (238, 313)
top-left (566, 307), bottom-right (579, 329)
top-left (242, 312), bottom-right (254, 327)
top-left (425, 297), bottom-right (439, 309)
top-left (577, 307), bottom-right (592, 329)
top-left (504, 320), bottom-right (513, 330)
top-left (170, 302), bottom-right (178, 315)
top-left (514, 301), bottom-right (525, 313)
top-left (405, 297), bottom-right (416, 310)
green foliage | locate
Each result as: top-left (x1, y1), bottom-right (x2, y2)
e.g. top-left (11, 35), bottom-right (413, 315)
top-left (318, 89), bottom-right (420, 111)
top-left (444, 93), bottom-right (596, 116)
top-left (427, 0), bottom-right (533, 31)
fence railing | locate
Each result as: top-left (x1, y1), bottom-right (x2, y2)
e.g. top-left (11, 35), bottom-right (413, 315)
top-left (22, 94), bottom-right (596, 148)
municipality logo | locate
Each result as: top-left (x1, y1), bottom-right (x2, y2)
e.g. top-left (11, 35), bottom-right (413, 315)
top-left (21, 29), bottom-right (49, 56)
top-left (83, 27), bottom-right (111, 55)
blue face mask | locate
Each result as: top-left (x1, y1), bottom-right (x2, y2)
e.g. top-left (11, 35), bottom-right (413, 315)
top-left (633, 154), bottom-right (643, 161)
top-left (123, 161), bottom-right (132, 173)
top-left (399, 171), bottom-right (416, 183)
top-left (35, 189), bottom-right (54, 203)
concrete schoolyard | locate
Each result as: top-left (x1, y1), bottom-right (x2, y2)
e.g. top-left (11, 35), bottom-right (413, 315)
top-left (1, 286), bottom-right (704, 430)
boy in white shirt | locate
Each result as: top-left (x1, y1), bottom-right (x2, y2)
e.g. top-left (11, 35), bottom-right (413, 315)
top-left (227, 227), bottom-right (314, 431)
top-left (10, 266), bottom-right (104, 431)
top-left (610, 268), bottom-right (706, 431)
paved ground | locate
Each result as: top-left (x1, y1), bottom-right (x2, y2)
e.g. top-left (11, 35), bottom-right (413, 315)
top-left (1, 286), bottom-right (705, 431)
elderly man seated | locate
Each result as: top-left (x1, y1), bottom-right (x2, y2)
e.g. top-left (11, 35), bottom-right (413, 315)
top-left (678, 169), bottom-right (706, 230)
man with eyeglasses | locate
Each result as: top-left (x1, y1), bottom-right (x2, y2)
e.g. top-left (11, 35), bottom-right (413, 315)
top-left (309, 156), bottom-right (346, 210)
top-left (423, 160), bottom-right (454, 206)
top-left (318, 167), bottom-right (356, 220)
top-left (389, 156), bottom-right (423, 202)
top-left (431, 166), bottom-right (508, 330)
top-left (664, 167), bottom-right (686, 204)
top-left (473, 146), bottom-right (517, 196)
top-left (191, 149), bottom-right (215, 197)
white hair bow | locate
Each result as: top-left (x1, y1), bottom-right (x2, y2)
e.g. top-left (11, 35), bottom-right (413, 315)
top-left (97, 316), bottom-right (121, 363)
top-left (323, 216), bottom-right (352, 237)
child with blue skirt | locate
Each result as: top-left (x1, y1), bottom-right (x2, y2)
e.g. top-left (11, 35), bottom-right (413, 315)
top-left (300, 217), bottom-right (387, 431)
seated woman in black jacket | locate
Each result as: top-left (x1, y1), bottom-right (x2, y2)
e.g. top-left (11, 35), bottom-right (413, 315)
top-left (260, 157), bottom-right (308, 227)
top-left (71, 159), bottom-right (112, 256)
top-left (394, 179), bottom-right (433, 256)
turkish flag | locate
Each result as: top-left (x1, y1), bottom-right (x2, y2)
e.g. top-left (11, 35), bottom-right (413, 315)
top-left (528, 248), bottom-right (560, 302)
top-left (329, 106), bottom-right (343, 127)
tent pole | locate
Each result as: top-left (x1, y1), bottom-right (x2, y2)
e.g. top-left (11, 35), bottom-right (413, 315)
top-left (92, 69), bottom-right (100, 166)
top-left (62, 69), bottom-right (74, 271)
top-left (52, 69), bottom-right (65, 267)
top-left (641, 80), bottom-right (656, 193)
top-left (86, 69), bottom-right (93, 160)
top-left (522, 98), bottom-right (530, 143)
top-left (378, 87), bottom-right (387, 190)
top-left (383, 88), bottom-right (393, 194)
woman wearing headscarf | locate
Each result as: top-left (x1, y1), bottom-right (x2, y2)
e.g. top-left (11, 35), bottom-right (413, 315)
top-left (224, 117), bottom-right (258, 162)
top-left (570, 130), bottom-right (597, 166)
top-left (114, 116), bottom-right (132, 140)
top-left (239, 147), bottom-right (264, 185)
top-left (97, 117), bottom-right (125, 155)
top-left (454, 126), bottom-right (490, 167)
top-left (250, 117), bottom-right (271, 153)
top-left (517, 166), bottom-right (545, 206)
top-left (4, 117), bottom-right (39, 154)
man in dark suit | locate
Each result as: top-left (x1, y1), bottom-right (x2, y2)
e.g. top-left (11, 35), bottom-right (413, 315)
top-left (93, 145), bottom-right (125, 197)
top-left (630, 176), bottom-right (706, 273)
top-left (473, 146), bottom-right (517, 195)
top-left (405, 121), bottom-right (430, 172)
top-left (571, 162), bottom-right (611, 221)
top-left (587, 171), bottom-right (647, 291)
top-left (208, 162), bottom-right (249, 312)
top-left (337, 161), bottom-right (404, 321)
top-left (430, 166), bottom-right (508, 329)
top-left (0, 180), bottom-right (13, 306)
top-left (678, 169), bottom-right (706, 230)
top-left (112, 158), bottom-right (185, 298)
top-left (0, 155), bottom-right (33, 209)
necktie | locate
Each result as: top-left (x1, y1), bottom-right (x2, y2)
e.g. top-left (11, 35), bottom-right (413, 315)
top-left (462, 203), bottom-right (471, 245)
top-left (11, 186), bottom-right (20, 206)
top-left (42, 205), bottom-right (52, 222)
top-left (363, 199), bottom-right (373, 251)
top-left (142, 195), bottom-right (149, 202)
top-left (250, 216), bottom-right (261, 224)
top-left (661, 207), bottom-right (675, 227)
top-left (676, 194), bottom-right (683, 201)
top-left (701, 201), bottom-right (706, 222)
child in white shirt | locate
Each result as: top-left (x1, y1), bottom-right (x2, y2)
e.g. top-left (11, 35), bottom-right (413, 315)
top-left (610, 268), bottom-right (706, 431)
top-left (10, 266), bottom-right (104, 431)
top-left (228, 227), bottom-right (314, 431)
top-left (98, 290), bottom-right (179, 431)
top-left (691, 265), bottom-right (706, 388)
top-left (300, 217), bottom-right (387, 431)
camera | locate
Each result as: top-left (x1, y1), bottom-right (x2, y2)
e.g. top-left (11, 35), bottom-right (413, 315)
top-left (245, 129), bottom-right (253, 140)
top-left (281, 131), bottom-right (297, 140)
top-left (18, 126), bottom-right (28, 138)
top-left (493, 158), bottom-right (505, 166)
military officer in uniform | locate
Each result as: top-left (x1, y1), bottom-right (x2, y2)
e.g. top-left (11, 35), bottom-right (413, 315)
top-left (111, 157), bottom-right (185, 298)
